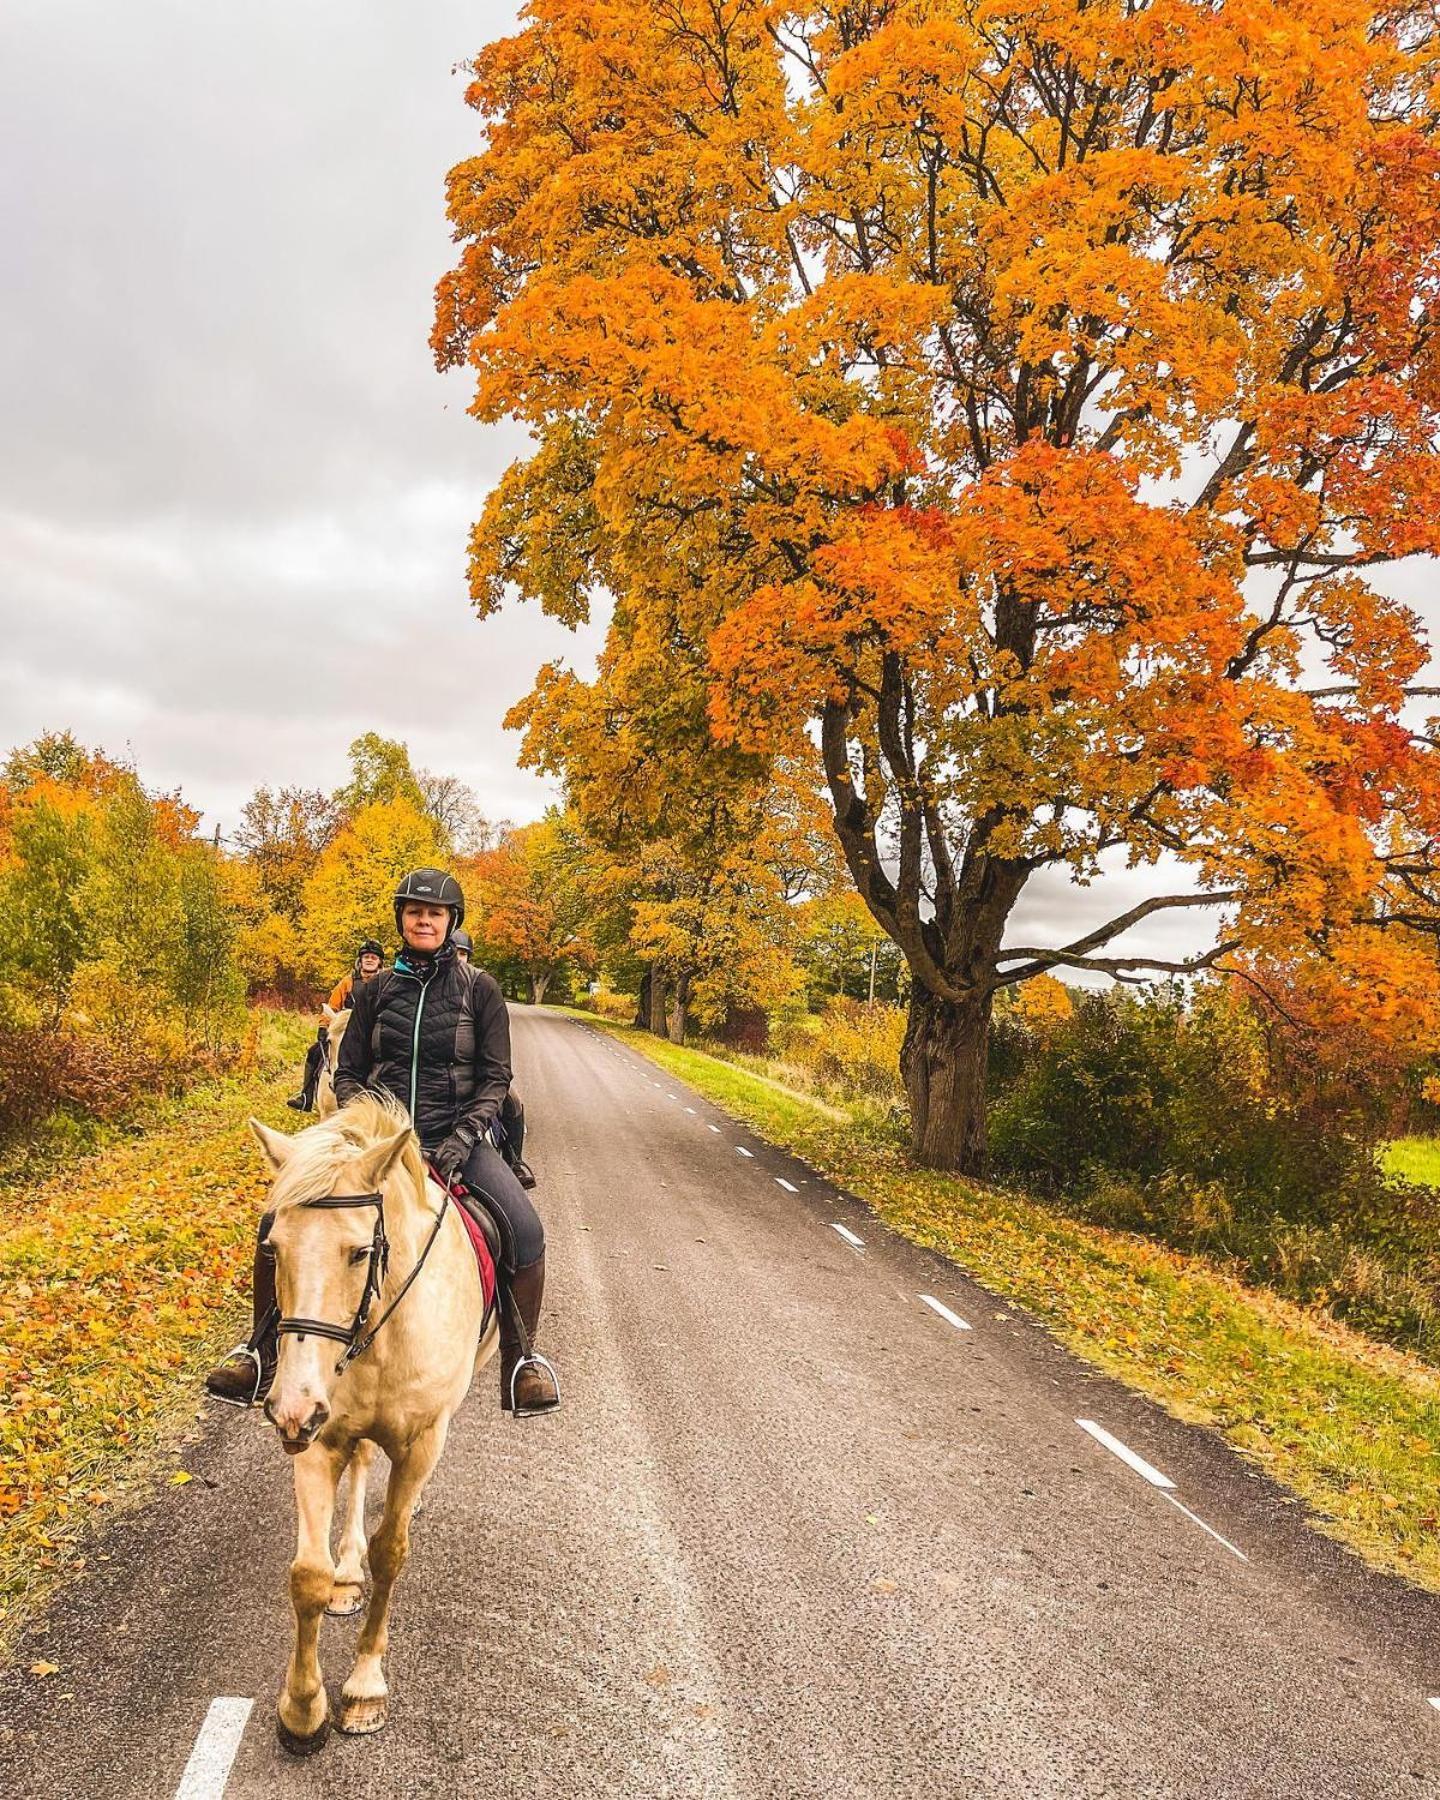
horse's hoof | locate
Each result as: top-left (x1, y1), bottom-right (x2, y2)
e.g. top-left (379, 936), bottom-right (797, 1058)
top-left (326, 1582), bottom-right (365, 1617)
top-left (276, 1712), bottom-right (331, 1757)
top-left (337, 1695), bottom-right (388, 1736)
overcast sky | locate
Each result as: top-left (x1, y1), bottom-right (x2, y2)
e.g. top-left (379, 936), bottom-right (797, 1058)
top-left (2, 4), bottom-right (1434, 980)
top-left (0, 0), bottom-right (598, 838)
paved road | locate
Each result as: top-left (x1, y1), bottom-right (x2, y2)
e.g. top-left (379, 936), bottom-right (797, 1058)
top-left (1, 1008), bottom-right (1438, 1798)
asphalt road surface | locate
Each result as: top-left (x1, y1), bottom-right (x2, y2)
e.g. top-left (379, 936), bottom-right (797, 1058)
top-left (2, 1007), bottom-right (1439, 1798)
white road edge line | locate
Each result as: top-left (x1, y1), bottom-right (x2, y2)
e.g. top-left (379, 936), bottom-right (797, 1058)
top-left (1076, 1419), bottom-right (1175, 1490)
top-left (830, 1222), bottom-right (864, 1248)
top-left (708, 1124), bottom-right (721, 1133)
top-left (775, 1177), bottom-right (798, 1193)
top-left (684, 1107), bottom-right (696, 1114)
top-left (1429, 1697), bottom-right (1440, 1713)
top-left (174, 1697), bottom-right (253, 1800)
top-left (920, 1293), bottom-right (972, 1331)
top-left (736, 1146), bottom-right (754, 1158)
top-left (1159, 1490), bottom-right (1249, 1563)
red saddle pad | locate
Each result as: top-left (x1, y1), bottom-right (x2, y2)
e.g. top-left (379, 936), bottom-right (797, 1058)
top-left (447, 1187), bottom-right (499, 1316)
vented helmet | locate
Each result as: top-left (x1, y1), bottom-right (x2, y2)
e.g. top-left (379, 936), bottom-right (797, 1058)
top-left (392, 867), bottom-right (465, 938)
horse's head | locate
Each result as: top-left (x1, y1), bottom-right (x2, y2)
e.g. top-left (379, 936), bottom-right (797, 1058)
top-left (248, 1102), bottom-right (416, 1453)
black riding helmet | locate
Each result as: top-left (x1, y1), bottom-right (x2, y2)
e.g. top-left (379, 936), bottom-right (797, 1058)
top-left (451, 929), bottom-right (473, 956)
top-left (392, 867), bottom-right (465, 940)
top-left (356, 938), bottom-right (385, 962)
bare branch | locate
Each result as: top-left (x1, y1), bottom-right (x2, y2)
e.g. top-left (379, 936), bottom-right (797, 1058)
top-left (994, 890), bottom-right (1241, 985)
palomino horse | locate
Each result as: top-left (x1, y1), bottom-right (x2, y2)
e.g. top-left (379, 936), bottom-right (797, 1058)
top-left (314, 1005), bottom-right (350, 1119)
top-left (249, 1095), bottom-right (497, 1751)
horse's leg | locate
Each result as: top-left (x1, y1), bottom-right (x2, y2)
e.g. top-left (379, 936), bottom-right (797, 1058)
top-left (328, 1440), bottom-right (374, 1617)
top-left (277, 1442), bottom-right (344, 1755)
top-left (338, 1422), bottom-right (447, 1736)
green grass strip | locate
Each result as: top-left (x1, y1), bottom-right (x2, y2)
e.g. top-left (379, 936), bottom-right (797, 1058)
top-left (575, 1012), bottom-right (1440, 1591)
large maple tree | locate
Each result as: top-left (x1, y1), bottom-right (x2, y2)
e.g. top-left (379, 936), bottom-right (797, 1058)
top-left (436, 0), bottom-right (1440, 1168)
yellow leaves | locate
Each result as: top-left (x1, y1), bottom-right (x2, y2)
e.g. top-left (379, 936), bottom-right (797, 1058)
top-left (169, 1471), bottom-right (193, 1487)
top-left (0, 1069), bottom-right (286, 1627)
top-left (28, 1662), bottom-right (59, 1678)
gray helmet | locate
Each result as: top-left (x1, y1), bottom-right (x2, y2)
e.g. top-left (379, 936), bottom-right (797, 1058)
top-left (393, 867), bottom-right (465, 937)
top-left (451, 928), bottom-right (473, 955)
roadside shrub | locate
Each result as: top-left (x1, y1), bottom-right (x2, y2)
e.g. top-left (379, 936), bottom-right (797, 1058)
top-left (792, 998), bottom-right (907, 1103)
top-left (581, 987), bottom-right (635, 1023)
top-left (0, 1027), bottom-right (174, 1140)
top-left (989, 983), bottom-right (1440, 1358)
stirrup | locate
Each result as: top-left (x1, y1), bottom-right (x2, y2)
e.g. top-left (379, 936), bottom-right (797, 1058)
top-left (207, 1342), bottom-right (266, 1409)
top-left (508, 1352), bottom-right (561, 1419)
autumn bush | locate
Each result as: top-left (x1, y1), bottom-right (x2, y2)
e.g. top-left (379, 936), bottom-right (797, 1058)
top-left (989, 985), bottom-right (1440, 1358)
top-left (0, 1028), bottom-right (174, 1140)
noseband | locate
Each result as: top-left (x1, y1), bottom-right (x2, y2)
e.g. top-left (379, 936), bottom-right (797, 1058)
top-left (275, 1186), bottom-right (449, 1375)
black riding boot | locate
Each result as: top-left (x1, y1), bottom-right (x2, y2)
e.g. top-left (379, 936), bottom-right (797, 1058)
top-left (204, 1214), bottom-right (279, 1406)
top-left (288, 1036), bottom-right (325, 1111)
top-left (499, 1253), bottom-right (560, 1416)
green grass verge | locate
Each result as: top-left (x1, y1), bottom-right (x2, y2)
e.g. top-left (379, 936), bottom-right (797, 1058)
top-left (572, 1011), bottom-right (1440, 1591)
top-left (1382, 1136), bottom-right (1440, 1190)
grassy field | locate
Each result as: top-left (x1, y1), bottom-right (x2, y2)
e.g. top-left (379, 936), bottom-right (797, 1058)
top-left (0, 1012), bottom-right (311, 1651)
top-left (571, 1010), bottom-right (1440, 1592)
top-left (1382, 1136), bottom-right (1440, 1189)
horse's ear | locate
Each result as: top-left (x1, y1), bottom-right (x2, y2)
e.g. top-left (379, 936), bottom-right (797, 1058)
top-left (321, 1004), bottom-right (336, 1024)
top-left (354, 1124), bottom-right (412, 1191)
top-left (250, 1118), bottom-right (296, 1171)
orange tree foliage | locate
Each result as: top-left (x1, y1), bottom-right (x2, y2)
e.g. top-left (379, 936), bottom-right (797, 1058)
top-left (436, 0), bottom-right (1440, 1168)
top-left (466, 813), bottom-right (600, 1003)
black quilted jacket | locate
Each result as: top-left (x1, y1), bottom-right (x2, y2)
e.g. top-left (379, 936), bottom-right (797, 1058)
top-left (333, 944), bottom-right (511, 1151)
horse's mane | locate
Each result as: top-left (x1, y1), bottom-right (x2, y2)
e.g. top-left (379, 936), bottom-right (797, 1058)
top-left (272, 1092), bottom-right (428, 1209)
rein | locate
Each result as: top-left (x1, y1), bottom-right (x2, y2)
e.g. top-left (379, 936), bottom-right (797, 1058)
top-left (275, 1185), bottom-right (450, 1376)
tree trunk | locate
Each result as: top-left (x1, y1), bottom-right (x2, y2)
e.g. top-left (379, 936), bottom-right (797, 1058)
top-left (648, 968), bottom-right (668, 1036)
top-left (901, 985), bottom-right (993, 1173)
top-left (636, 969), bottom-right (652, 1030)
top-left (666, 972), bottom-right (690, 1045)
top-left (530, 971), bottom-right (551, 1005)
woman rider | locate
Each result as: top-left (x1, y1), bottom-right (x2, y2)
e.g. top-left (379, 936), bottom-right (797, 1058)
top-left (206, 867), bottom-right (559, 1416)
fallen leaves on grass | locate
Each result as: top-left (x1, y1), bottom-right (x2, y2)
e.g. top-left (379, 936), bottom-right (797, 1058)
top-left (0, 1073), bottom-right (291, 1631)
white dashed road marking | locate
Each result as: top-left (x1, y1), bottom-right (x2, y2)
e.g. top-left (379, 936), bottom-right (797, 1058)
top-left (1159, 1491), bottom-right (1249, 1563)
top-left (1429, 1698), bottom-right (1440, 1713)
top-left (830, 1222), bottom-right (864, 1248)
top-left (775, 1177), bottom-right (798, 1193)
top-left (736, 1146), bottom-right (754, 1158)
top-left (174, 1697), bottom-right (253, 1800)
top-left (1076, 1419), bottom-right (1174, 1489)
top-left (920, 1294), bottom-right (972, 1331)
top-left (1077, 1419), bottom-right (1249, 1563)
top-left (684, 1107), bottom-right (696, 1115)
top-left (708, 1124), bottom-right (722, 1134)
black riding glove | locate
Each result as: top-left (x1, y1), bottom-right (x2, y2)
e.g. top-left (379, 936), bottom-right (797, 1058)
top-left (433, 1130), bottom-right (475, 1185)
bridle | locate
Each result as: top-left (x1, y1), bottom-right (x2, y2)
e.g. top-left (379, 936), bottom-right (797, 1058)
top-left (274, 1186), bottom-right (449, 1376)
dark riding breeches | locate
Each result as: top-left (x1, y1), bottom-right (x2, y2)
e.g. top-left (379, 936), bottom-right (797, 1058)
top-left (455, 1137), bottom-right (543, 1272)
top-left (300, 1036), bottom-right (325, 1105)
